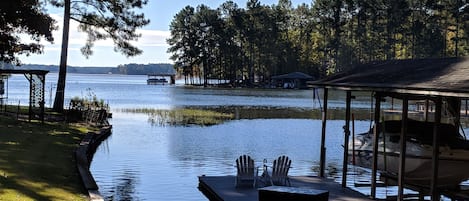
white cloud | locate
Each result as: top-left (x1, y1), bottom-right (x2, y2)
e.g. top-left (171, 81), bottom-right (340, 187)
top-left (135, 30), bottom-right (171, 47)
top-left (19, 13), bottom-right (172, 66)
top-left (33, 14), bottom-right (170, 48)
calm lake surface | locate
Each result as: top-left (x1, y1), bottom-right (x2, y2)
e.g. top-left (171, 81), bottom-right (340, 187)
top-left (5, 73), bottom-right (375, 200)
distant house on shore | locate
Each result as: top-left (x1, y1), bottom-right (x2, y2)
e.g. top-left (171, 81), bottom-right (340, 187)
top-left (271, 72), bottom-right (315, 89)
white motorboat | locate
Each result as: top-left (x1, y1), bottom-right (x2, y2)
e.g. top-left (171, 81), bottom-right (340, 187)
top-left (350, 119), bottom-right (469, 188)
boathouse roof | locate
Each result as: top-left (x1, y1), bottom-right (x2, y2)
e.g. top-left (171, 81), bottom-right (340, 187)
top-left (309, 57), bottom-right (469, 98)
top-left (271, 72), bottom-right (314, 80)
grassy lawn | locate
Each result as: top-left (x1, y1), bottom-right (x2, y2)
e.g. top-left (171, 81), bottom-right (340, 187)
top-left (0, 116), bottom-right (90, 201)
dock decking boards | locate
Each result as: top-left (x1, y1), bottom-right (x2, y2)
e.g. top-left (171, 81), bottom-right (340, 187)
top-left (198, 176), bottom-right (373, 201)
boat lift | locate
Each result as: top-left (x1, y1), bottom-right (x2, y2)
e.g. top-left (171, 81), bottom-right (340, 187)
top-left (147, 73), bottom-right (175, 85)
top-left (309, 57), bottom-right (469, 201)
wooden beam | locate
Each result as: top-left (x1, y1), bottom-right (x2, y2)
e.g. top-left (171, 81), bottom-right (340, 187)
top-left (371, 93), bottom-right (381, 199)
top-left (309, 84), bottom-right (469, 98)
top-left (319, 88), bottom-right (328, 178)
top-left (397, 97), bottom-right (409, 201)
top-left (342, 91), bottom-right (352, 188)
top-left (431, 97), bottom-right (442, 200)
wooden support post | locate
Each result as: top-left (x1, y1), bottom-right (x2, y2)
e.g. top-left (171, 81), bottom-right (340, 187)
top-left (398, 97), bottom-right (409, 201)
top-left (391, 98), bottom-right (394, 110)
top-left (425, 99), bottom-right (429, 122)
top-left (170, 75), bottom-right (176, 85)
top-left (41, 74), bottom-right (46, 123)
top-left (431, 97), bottom-right (442, 200)
top-left (371, 93), bottom-right (381, 199)
top-left (453, 98), bottom-right (461, 135)
top-left (352, 114), bottom-right (355, 165)
top-left (28, 74), bottom-right (33, 122)
top-left (342, 91), bottom-right (352, 188)
top-left (319, 88), bottom-right (328, 178)
top-left (465, 99), bottom-right (468, 116)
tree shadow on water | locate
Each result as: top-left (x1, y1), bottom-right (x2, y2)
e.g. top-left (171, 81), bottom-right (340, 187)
top-left (105, 169), bottom-right (140, 201)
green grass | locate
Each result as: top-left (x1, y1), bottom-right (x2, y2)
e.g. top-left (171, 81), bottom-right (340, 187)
top-left (0, 116), bottom-right (89, 201)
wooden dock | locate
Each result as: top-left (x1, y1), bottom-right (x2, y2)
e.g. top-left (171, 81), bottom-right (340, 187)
top-left (198, 175), bottom-right (373, 201)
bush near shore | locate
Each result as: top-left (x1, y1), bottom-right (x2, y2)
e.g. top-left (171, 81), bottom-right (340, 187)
top-left (0, 116), bottom-right (92, 201)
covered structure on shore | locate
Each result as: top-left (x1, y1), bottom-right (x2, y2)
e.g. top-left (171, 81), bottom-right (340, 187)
top-left (308, 57), bottom-right (469, 201)
top-left (0, 69), bottom-right (48, 122)
top-left (147, 73), bottom-right (175, 85)
top-left (271, 72), bottom-right (314, 89)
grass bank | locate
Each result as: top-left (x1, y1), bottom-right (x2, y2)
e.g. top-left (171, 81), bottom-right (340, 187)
top-left (0, 116), bottom-right (90, 201)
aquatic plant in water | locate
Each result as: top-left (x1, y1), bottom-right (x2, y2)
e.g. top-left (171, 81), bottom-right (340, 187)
top-left (121, 108), bottom-right (234, 127)
top-left (120, 105), bottom-right (375, 127)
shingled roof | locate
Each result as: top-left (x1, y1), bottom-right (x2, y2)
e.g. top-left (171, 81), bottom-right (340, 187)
top-left (309, 57), bottom-right (469, 98)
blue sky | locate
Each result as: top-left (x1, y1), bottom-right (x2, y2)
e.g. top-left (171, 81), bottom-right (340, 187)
top-left (20, 0), bottom-right (311, 67)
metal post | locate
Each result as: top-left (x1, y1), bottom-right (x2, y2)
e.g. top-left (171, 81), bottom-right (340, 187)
top-left (398, 97), bottom-right (409, 201)
top-left (431, 97), bottom-right (442, 200)
top-left (371, 93), bottom-right (381, 199)
top-left (342, 91), bottom-right (352, 187)
top-left (319, 88), bottom-right (328, 178)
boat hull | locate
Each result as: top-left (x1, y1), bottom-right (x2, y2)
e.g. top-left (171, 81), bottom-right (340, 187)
top-left (352, 149), bottom-right (469, 187)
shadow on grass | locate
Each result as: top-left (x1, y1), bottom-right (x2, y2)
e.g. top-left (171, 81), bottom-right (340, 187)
top-left (0, 117), bottom-right (87, 201)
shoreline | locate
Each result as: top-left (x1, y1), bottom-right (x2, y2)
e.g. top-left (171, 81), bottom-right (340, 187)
top-left (75, 126), bottom-right (113, 201)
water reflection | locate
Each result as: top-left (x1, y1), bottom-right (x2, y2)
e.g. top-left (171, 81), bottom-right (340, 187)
top-left (106, 169), bottom-right (140, 201)
top-left (164, 119), bottom-right (372, 175)
top-left (91, 112), bottom-right (372, 200)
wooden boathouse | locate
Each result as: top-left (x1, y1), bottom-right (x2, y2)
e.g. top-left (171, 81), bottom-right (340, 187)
top-left (309, 57), bottom-right (469, 201)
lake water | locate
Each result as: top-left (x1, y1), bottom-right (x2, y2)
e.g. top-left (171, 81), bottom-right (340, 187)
top-left (3, 73), bottom-right (374, 200)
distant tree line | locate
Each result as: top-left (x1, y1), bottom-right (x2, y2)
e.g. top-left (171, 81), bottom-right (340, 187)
top-left (1, 63), bottom-right (174, 75)
top-left (116, 63), bottom-right (176, 75)
top-left (167, 0), bottom-right (469, 86)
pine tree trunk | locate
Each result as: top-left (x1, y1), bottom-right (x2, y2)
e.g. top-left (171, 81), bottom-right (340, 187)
top-left (53, 0), bottom-right (70, 112)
